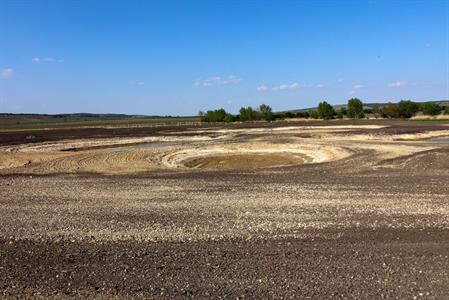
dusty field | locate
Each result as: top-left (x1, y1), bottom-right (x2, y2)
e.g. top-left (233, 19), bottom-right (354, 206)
top-left (1, 120), bottom-right (449, 298)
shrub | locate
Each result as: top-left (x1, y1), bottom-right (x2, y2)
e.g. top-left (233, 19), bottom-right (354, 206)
top-left (421, 103), bottom-right (442, 116)
top-left (259, 104), bottom-right (274, 121)
top-left (317, 101), bottom-right (336, 119)
top-left (340, 107), bottom-right (348, 116)
top-left (347, 98), bottom-right (365, 119)
top-left (224, 114), bottom-right (237, 122)
top-left (381, 103), bottom-right (400, 118)
top-left (296, 111), bottom-right (310, 118)
top-left (239, 106), bottom-right (259, 121)
top-left (201, 108), bottom-right (231, 122)
top-left (309, 110), bottom-right (319, 119)
top-left (397, 100), bottom-right (419, 118)
top-left (445, 106), bottom-right (449, 115)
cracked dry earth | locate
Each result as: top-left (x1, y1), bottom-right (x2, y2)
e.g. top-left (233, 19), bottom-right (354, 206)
top-left (1, 121), bottom-right (449, 299)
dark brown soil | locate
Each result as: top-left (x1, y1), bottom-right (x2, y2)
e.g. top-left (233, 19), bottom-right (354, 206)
top-left (1, 119), bottom-right (448, 146)
top-left (1, 230), bottom-right (449, 299)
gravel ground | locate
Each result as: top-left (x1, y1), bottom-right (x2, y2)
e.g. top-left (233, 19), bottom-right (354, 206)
top-left (1, 120), bottom-right (449, 298)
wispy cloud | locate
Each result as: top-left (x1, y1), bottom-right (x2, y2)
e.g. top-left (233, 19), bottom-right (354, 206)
top-left (388, 81), bottom-right (406, 88)
top-left (194, 75), bottom-right (241, 87)
top-left (349, 84), bottom-right (364, 95)
top-left (32, 57), bottom-right (64, 63)
top-left (273, 82), bottom-right (308, 91)
top-left (0, 68), bottom-right (13, 79)
top-left (257, 82), bottom-right (323, 92)
top-left (130, 80), bottom-right (145, 86)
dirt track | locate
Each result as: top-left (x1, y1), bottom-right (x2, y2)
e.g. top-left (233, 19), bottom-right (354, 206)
top-left (1, 120), bottom-right (449, 298)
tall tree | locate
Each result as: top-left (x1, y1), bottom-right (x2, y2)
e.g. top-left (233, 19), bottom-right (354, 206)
top-left (317, 101), bottom-right (336, 119)
top-left (421, 103), bottom-right (442, 116)
top-left (239, 106), bottom-right (259, 121)
top-left (259, 104), bottom-right (274, 121)
top-left (347, 98), bottom-right (365, 119)
top-left (397, 100), bottom-right (419, 118)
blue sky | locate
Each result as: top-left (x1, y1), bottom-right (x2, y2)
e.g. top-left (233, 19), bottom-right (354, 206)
top-left (0, 0), bottom-right (448, 115)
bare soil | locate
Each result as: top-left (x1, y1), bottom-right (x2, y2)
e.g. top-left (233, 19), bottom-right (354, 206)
top-left (183, 153), bottom-right (308, 169)
top-left (1, 120), bottom-right (449, 298)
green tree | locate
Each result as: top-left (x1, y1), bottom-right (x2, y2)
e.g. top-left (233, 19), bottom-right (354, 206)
top-left (259, 104), bottom-right (274, 121)
top-left (317, 101), bottom-right (336, 119)
top-left (309, 110), bottom-right (319, 119)
top-left (347, 98), bottom-right (365, 119)
top-left (421, 103), bottom-right (442, 116)
top-left (381, 103), bottom-right (400, 118)
top-left (296, 111), bottom-right (310, 118)
top-left (201, 108), bottom-right (231, 122)
top-left (239, 106), bottom-right (259, 121)
top-left (397, 100), bottom-right (419, 118)
top-left (445, 106), bottom-right (449, 115)
top-left (340, 107), bottom-right (348, 116)
top-left (224, 114), bottom-right (236, 122)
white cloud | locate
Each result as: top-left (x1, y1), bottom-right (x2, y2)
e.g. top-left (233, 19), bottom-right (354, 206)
top-left (257, 82), bottom-right (325, 92)
top-left (194, 75), bottom-right (241, 87)
top-left (349, 84), bottom-right (364, 95)
top-left (130, 80), bottom-right (145, 86)
top-left (388, 81), bottom-right (406, 88)
top-left (0, 68), bottom-right (13, 79)
top-left (32, 57), bottom-right (64, 63)
top-left (271, 82), bottom-right (307, 92)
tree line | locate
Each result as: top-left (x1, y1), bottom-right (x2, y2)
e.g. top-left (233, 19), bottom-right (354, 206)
top-left (199, 104), bottom-right (274, 122)
top-left (200, 99), bottom-right (449, 122)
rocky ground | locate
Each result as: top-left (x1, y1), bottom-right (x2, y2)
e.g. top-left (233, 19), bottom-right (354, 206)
top-left (1, 120), bottom-right (449, 298)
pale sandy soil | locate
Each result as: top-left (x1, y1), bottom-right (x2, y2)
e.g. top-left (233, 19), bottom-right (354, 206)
top-left (0, 124), bottom-right (447, 174)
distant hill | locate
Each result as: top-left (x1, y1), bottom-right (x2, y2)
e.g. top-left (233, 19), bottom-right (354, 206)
top-left (0, 113), bottom-right (191, 118)
top-left (0, 113), bottom-right (200, 130)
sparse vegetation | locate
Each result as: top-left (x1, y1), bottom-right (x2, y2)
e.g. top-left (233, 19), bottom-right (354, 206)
top-left (0, 114), bottom-right (201, 131)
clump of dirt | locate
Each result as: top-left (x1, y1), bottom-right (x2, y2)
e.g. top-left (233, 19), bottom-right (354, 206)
top-left (183, 153), bottom-right (308, 170)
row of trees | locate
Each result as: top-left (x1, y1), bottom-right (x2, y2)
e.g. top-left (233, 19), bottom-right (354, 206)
top-left (309, 98), bottom-right (365, 120)
top-left (200, 99), bottom-right (449, 122)
top-left (300, 99), bottom-right (449, 120)
top-left (199, 104), bottom-right (274, 123)
top-left (375, 101), bottom-right (449, 118)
